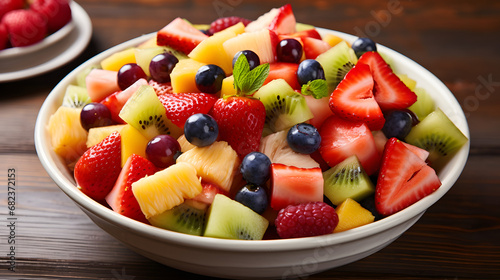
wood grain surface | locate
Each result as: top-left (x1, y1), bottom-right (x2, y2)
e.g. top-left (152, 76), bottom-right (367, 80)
top-left (1, 0), bottom-right (499, 279)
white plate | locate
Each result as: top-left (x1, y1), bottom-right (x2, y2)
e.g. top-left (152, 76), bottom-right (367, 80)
top-left (0, 2), bottom-right (92, 83)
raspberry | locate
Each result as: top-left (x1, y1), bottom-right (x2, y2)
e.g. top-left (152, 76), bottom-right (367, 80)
top-left (208, 16), bottom-right (251, 35)
top-left (275, 202), bottom-right (339, 238)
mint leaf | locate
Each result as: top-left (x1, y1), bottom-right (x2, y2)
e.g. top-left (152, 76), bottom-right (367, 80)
top-left (301, 79), bottom-right (329, 99)
top-left (232, 54), bottom-right (269, 96)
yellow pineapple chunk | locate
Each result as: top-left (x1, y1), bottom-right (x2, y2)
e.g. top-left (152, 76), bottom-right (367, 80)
top-left (170, 59), bottom-right (206, 93)
top-left (334, 198), bottom-right (375, 233)
top-left (120, 124), bottom-right (149, 167)
top-left (132, 162), bottom-right (202, 218)
top-left (177, 134), bottom-right (196, 152)
top-left (188, 22), bottom-right (245, 75)
top-left (47, 106), bottom-right (88, 163)
top-left (101, 48), bottom-right (137, 71)
top-left (176, 141), bottom-right (239, 192)
top-left (323, 34), bottom-right (349, 47)
top-left (86, 124), bottom-right (126, 148)
top-left (221, 75), bottom-right (237, 98)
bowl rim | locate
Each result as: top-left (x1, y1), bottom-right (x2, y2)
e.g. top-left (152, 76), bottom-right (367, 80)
top-left (34, 28), bottom-right (470, 252)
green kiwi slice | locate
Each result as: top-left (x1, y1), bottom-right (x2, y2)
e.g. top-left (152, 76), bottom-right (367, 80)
top-left (408, 87), bottom-right (436, 121)
top-left (253, 79), bottom-right (313, 136)
top-left (323, 155), bottom-right (375, 206)
top-left (204, 194), bottom-right (269, 240)
top-left (148, 201), bottom-right (206, 236)
top-left (62, 85), bottom-right (91, 108)
top-left (405, 108), bottom-right (468, 164)
top-left (316, 41), bottom-right (358, 93)
top-left (119, 85), bottom-right (182, 140)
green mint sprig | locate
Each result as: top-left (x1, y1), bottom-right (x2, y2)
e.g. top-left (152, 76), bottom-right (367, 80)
top-left (233, 54), bottom-right (270, 96)
top-left (301, 79), bottom-right (329, 99)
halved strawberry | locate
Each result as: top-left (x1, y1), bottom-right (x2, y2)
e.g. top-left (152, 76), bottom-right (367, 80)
top-left (319, 115), bottom-right (380, 175)
top-left (264, 62), bottom-right (300, 90)
top-left (105, 154), bottom-right (158, 223)
top-left (191, 181), bottom-right (228, 205)
top-left (208, 16), bottom-right (251, 35)
top-left (157, 17), bottom-right (208, 54)
top-left (270, 163), bottom-right (324, 211)
top-left (302, 37), bottom-right (331, 59)
top-left (245, 4), bottom-right (296, 35)
top-left (74, 131), bottom-right (122, 201)
top-left (357, 51), bottom-right (417, 111)
top-left (279, 28), bottom-right (322, 41)
top-left (329, 63), bottom-right (385, 131)
top-left (149, 79), bottom-right (173, 95)
top-left (158, 92), bottom-right (217, 128)
top-left (101, 78), bottom-right (148, 124)
top-left (375, 138), bottom-right (441, 216)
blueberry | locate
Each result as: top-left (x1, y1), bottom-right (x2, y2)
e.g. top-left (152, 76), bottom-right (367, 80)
top-left (381, 110), bottom-right (413, 140)
top-left (235, 184), bottom-right (268, 214)
top-left (352, 37), bottom-right (377, 58)
top-left (195, 64), bottom-right (226, 94)
top-left (184, 113), bottom-right (219, 147)
top-left (287, 123), bottom-right (321, 154)
top-left (297, 59), bottom-right (325, 86)
top-left (240, 152), bottom-right (272, 185)
top-left (232, 50), bottom-right (260, 70)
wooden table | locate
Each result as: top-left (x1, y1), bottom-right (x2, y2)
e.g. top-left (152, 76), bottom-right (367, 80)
top-left (1, 0), bottom-right (499, 279)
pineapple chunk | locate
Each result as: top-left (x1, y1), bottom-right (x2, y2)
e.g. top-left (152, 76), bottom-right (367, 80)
top-left (221, 75), bottom-right (237, 98)
top-left (137, 35), bottom-right (158, 49)
top-left (170, 59), bottom-right (206, 93)
top-left (86, 124), bottom-right (126, 148)
top-left (322, 34), bottom-right (348, 47)
top-left (101, 48), bottom-right (137, 71)
top-left (47, 106), bottom-right (88, 163)
top-left (120, 124), bottom-right (149, 167)
top-left (132, 162), bottom-right (202, 218)
top-left (177, 134), bottom-right (196, 152)
top-left (176, 141), bottom-right (239, 192)
top-left (334, 198), bottom-right (375, 233)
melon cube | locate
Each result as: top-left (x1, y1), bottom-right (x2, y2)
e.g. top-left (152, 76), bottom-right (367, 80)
top-left (100, 48), bottom-right (137, 71)
top-left (120, 124), bottom-right (149, 167)
top-left (85, 69), bottom-right (120, 102)
top-left (170, 59), bottom-right (206, 93)
top-left (220, 75), bottom-right (237, 97)
top-left (86, 124), bottom-right (126, 148)
top-left (334, 198), bottom-right (375, 233)
top-left (223, 29), bottom-right (279, 64)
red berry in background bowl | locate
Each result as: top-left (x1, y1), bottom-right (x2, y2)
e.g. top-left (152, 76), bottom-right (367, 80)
top-left (2, 9), bottom-right (47, 47)
top-left (0, 0), bottom-right (25, 19)
top-left (30, 0), bottom-right (72, 33)
top-left (0, 23), bottom-right (8, 50)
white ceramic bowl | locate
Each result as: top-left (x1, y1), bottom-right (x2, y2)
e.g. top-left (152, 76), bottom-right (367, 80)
top-left (34, 28), bottom-right (470, 279)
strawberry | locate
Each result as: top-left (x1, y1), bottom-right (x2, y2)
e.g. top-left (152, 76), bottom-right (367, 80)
top-left (0, 0), bottom-right (24, 19)
top-left (191, 181), bottom-right (228, 205)
top-left (357, 51), bottom-right (417, 111)
top-left (149, 79), bottom-right (173, 95)
top-left (302, 37), bottom-right (331, 59)
top-left (279, 28), bottom-right (322, 41)
top-left (0, 23), bottom-right (8, 50)
top-left (105, 154), bottom-right (158, 223)
top-left (375, 138), bottom-right (441, 216)
top-left (2, 9), bottom-right (47, 47)
top-left (101, 78), bottom-right (148, 124)
top-left (245, 4), bottom-right (296, 35)
top-left (208, 16), bottom-right (251, 35)
top-left (74, 131), bottom-right (122, 201)
top-left (30, 0), bottom-right (72, 33)
top-left (264, 62), bottom-right (300, 90)
top-left (319, 114), bottom-right (381, 175)
top-left (158, 92), bottom-right (217, 129)
top-left (211, 96), bottom-right (266, 159)
top-left (157, 17), bottom-right (208, 54)
top-left (329, 63), bottom-right (385, 131)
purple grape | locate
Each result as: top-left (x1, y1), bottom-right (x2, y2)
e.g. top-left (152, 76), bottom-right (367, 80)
top-left (232, 50), bottom-right (260, 70)
top-left (146, 134), bottom-right (181, 169)
top-left (80, 102), bottom-right (113, 131)
top-left (117, 63), bottom-right (147, 90)
top-left (149, 52), bottom-right (179, 83)
top-left (276, 38), bottom-right (303, 64)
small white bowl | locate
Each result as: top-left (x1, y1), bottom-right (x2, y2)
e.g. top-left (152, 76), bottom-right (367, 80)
top-left (34, 28), bottom-right (470, 279)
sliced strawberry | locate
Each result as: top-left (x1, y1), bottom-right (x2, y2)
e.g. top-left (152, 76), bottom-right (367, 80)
top-left (149, 79), bottom-right (173, 95)
top-left (74, 131), bottom-right (122, 201)
top-left (270, 163), bottom-right (324, 211)
top-left (101, 78), bottom-right (148, 123)
top-left (302, 37), bottom-right (331, 59)
top-left (279, 28), bottom-right (322, 41)
top-left (264, 62), bottom-right (301, 90)
top-left (208, 16), bottom-right (251, 35)
top-left (158, 92), bottom-right (217, 128)
top-left (210, 96), bottom-right (266, 159)
top-left (329, 63), bottom-right (385, 131)
top-left (375, 138), bottom-right (441, 216)
top-left (157, 17), bottom-right (208, 54)
top-left (245, 4), bottom-right (296, 35)
top-left (191, 181), bottom-right (228, 205)
top-left (358, 51), bottom-right (417, 111)
top-left (105, 154), bottom-right (157, 223)
top-left (319, 115), bottom-right (381, 175)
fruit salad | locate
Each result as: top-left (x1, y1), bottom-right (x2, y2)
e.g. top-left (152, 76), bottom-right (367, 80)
top-left (46, 4), bottom-right (468, 240)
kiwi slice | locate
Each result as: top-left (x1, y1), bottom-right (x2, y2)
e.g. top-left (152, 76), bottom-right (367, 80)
top-left (76, 66), bottom-right (97, 88)
top-left (62, 85), bottom-right (91, 108)
top-left (316, 41), bottom-right (358, 92)
top-left (253, 79), bottom-right (313, 136)
top-left (204, 194), bottom-right (269, 240)
top-left (323, 155), bottom-right (375, 206)
top-left (408, 87), bottom-right (436, 121)
top-left (148, 200), bottom-right (206, 236)
top-left (119, 85), bottom-right (182, 140)
top-left (405, 108), bottom-right (468, 165)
